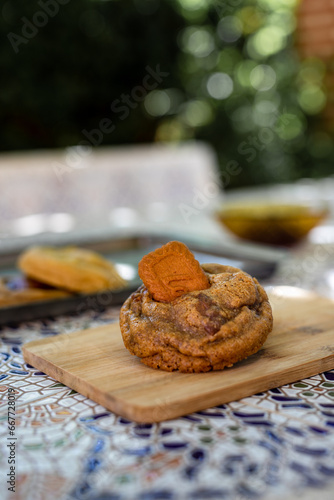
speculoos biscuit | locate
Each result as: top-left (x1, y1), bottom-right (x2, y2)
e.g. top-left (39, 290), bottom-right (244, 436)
top-left (138, 240), bottom-right (210, 302)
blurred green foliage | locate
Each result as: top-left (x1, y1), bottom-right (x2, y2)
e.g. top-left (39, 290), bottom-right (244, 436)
top-left (1, 0), bottom-right (334, 187)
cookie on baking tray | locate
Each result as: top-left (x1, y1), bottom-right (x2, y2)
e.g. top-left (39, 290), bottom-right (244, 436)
top-left (120, 241), bottom-right (273, 373)
top-left (0, 277), bottom-right (71, 307)
top-left (18, 246), bottom-right (127, 293)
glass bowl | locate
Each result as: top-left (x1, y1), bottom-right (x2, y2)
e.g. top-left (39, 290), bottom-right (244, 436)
top-left (215, 182), bottom-right (329, 246)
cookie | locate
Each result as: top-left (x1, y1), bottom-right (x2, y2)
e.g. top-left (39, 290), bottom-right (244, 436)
top-left (0, 277), bottom-right (71, 307)
top-left (138, 241), bottom-right (210, 302)
top-left (120, 262), bottom-right (273, 373)
top-left (18, 246), bottom-right (127, 293)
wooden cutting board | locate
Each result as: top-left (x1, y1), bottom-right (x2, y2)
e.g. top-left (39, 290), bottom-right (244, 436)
top-left (22, 288), bottom-right (334, 423)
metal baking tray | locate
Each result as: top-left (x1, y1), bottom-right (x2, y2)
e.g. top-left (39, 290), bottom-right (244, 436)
top-left (0, 233), bottom-right (283, 326)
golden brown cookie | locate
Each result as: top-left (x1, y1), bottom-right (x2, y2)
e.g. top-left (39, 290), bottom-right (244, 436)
top-left (0, 277), bottom-right (71, 307)
top-left (18, 246), bottom-right (127, 293)
top-left (120, 263), bottom-right (273, 373)
top-left (138, 241), bottom-right (210, 302)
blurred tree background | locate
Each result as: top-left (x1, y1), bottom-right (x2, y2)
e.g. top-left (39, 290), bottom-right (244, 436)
top-left (1, 0), bottom-right (333, 188)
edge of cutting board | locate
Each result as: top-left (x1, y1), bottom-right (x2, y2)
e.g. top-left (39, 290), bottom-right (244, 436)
top-left (22, 290), bottom-right (334, 422)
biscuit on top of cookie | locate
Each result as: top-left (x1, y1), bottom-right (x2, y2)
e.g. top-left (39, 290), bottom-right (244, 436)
top-left (138, 241), bottom-right (209, 302)
top-left (120, 241), bottom-right (273, 373)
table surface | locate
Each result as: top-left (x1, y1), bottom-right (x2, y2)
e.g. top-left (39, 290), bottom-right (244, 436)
top-left (1, 161), bottom-right (334, 499)
top-left (1, 235), bottom-right (334, 500)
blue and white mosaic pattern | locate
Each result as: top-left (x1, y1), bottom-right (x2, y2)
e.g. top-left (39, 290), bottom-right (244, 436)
top-left (1, 307), bottom-right (334, 500)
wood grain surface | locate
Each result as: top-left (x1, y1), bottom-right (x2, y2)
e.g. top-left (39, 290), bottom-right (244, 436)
top-left (22, 289), bottom-right (334, 422)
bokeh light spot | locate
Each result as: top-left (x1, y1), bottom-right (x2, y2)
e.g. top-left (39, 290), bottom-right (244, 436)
top-left (258, 0), bottom-right (298, 8)
top-left (238, 6), bottom-right (263, 35)
top-left (181, 100), bottom-right (213, 127)
top-left (217, 16), bottom-right (243, 43)
top-left (298, 86), bottom-right (326, 115)
top-left (299, 58), bottom-right (326, 84)
top-left (144, 90), bottom-right (171, 117)
top-left (267, 9), bottom-right (296, 35)
top-left (207, 73), bottom-right (233, 100)
top-left (253, 100), bottom-right (278, 126)
top-left (275, 113), bottom-right (305, 141)
top-left (247, 26), bottom-right (287, 58)
top-left (250, 65), bottom-right (276, 91)
top-left (177, 0), bottom-right (207, 10)
top-left (180, 27), bottom-right (215, 58)
top-left (236, 60), bottom-right (258, 87)
top-left (155, 120), bottom-right (190, 142)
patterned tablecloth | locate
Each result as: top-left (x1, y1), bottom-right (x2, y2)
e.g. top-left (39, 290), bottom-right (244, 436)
top-left (1, 237), bottom-right (334, 500)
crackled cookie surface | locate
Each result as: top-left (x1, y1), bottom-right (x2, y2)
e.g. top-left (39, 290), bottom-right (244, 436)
top-left (120, 263), bottom-right (273, 373)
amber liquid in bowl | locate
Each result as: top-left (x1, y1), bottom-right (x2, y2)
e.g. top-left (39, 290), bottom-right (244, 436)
top-left (216, 203), bottom-right (328, 246)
